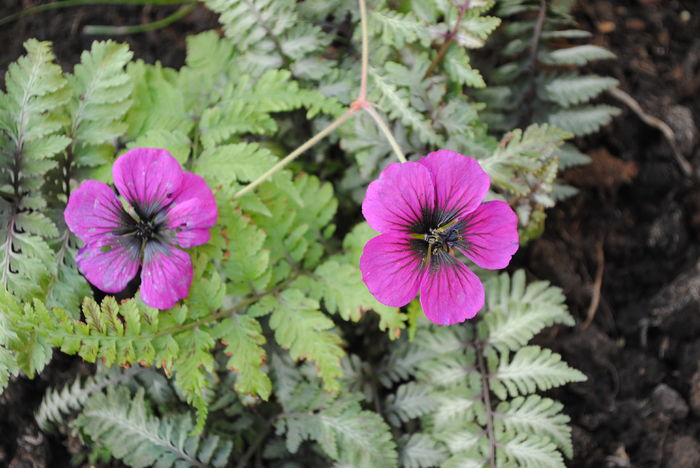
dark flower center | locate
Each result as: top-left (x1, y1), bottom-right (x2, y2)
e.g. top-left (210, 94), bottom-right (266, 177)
top-left (425, 222), bottom-right (462, 256)
top-left (135, 219), bottom-right (158, 241)
top-left (408, 208), bottom-right (466, 271)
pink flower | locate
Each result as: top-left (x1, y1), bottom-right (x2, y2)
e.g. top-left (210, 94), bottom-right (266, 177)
top-left (64, 148), bottom-right (217, 309)
top-left (360, 150), bottom-right (519, 325)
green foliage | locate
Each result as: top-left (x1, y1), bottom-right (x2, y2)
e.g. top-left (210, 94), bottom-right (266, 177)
top-left (74, 386), bottom-right (232, 467)
top-left (477, 0), bottom-right (620, 137)
top-left (0, 1), bottom-right (604, 465)
top-left (0, 40), bottom-right (69, 298)
top-left (371, 270), bottom-right (585, 468)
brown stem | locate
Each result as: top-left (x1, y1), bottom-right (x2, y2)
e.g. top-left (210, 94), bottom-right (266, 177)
top-left (423, 1), bottom-right (471, 79)
top-left (519, 0), bottom-right (547, 128)
top-left (475, 337), bottom-right (496, 468)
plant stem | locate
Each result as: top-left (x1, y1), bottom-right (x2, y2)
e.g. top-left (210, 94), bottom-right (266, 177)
top-left (150, 274), bottom-right (300, 339)
top-left (0, 0), bottom-right (194, 26)
top-left (358, 0), bottom-right (369, 101)
top-left (475, 339), bottom-right (496, 468)
top-left (233, 109), bottom-right (356, 199)
top-left (423, 0), bottom-right (471, 79)
top-left (233, 0), bottom-right (407, 198)
top-left (83, 3), bottom-right (194, 35)
top-left (363, 105), bottom-right (407, 163)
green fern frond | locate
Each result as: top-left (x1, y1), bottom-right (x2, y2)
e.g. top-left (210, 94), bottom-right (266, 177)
top-left (212, 313), bottom-right (271, 399)
top-left (370, 9), bottom-right (430, 48)
top-left (497, 433), bottom-right (565, 468)
top-left (281, 394), bottom-right (398, 467)
top-left (73, 387), bottom-right (232, 467)
top-left (541, 44), bottom-right (616, 66)
top-left (67, 40), bottom-right (133, 174)
top-left (385, 382), bottom-right (437, 427)
top-left (263, 289), bottom-right (344, 391)
top-left (0, 39), bottom-right (69, 298)
top-left (482, 270), bottom-right (574, 353)
top-left (542, 74), bottom-right (619, 107)
top-left (495, 395), bottom-right (573, 458)
top-left (548, 104), bottom-right (621, 136)
top-left (490, 346), bottom-right (587, 399)
top-left (399, 433), bottom-right (448, 468)
top-left (36, 365), bottom-right (141, 431)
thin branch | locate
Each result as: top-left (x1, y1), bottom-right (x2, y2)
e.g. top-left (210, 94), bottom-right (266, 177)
top-left (581, 241), bottom-right (604, 330)
top-left (423, 1), bottom-right (471, 79)
top-left (358, 0), bottom-right (369, 101)
top-left (233, 0), bottom-right (408, 198)
top-left (475, 339), bottom-right (496, 468)
top-left (363, 105), bottom-right (407, 163)
top-left (519, 0), bottom-right (547, 128)
top-left (607, 87), bottom-right (692, 177)
top-left (235, 420), bottom-right (274, 468)
top-left (150, 272), bottom-right (301, 339)
top-left (0, 0), bottom-right (194, 26)
top-left (233, 109), bottom-right (356, 199)
top-left (83, 4), bottom-right (195, 35)
top-left (528, 0), bottom-right (547, 74)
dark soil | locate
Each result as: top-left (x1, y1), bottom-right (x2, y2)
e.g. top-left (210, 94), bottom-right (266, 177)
top-left (1, 0), bottom-right (700, 467)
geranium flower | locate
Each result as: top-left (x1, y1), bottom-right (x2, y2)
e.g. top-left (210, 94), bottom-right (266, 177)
top-left (360, 150), bottom-right (518, 325)
top-left (64, 148), bottom-right (217, 309)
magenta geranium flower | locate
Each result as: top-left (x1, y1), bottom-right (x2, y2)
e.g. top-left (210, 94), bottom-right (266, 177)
top-left (360, 150), bottom-right (519, 325)
top-left (64, 148), bottom-right (217, 309)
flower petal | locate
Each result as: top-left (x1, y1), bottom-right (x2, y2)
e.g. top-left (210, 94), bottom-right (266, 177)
top-left (162, 172), bottom-right (218, 248)
top-left (64, 180), bottom-right (128, 243)
top-left (360, 233), bottom-right (426, 307)
top-left (76, 237), bottom-right (140, 293)
top-left (418, 150), bottom-right (489, 218)
top-left (362, 161), bottom-right (435, 233)
top-left (113, 148), bottom-right (183, 218)
top-left (460, 201), bottom-right (519, 270)
top-left (419, 257), bottom-right (484, 325)
top-left (140, 242), bottom-right (193, 309)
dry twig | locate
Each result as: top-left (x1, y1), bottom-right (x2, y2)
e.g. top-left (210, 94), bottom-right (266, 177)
top-left (582, 241), bottom-right (605, 330)
top-left (608, 87), bottom-right (693, 177)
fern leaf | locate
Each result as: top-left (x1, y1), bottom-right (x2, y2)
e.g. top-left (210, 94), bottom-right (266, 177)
top-left (543, 74), bottom-right (618, 107)
top-left (212, 314), bottom-right (271, 399)
top-left (378, 339), bottom-right (436, 388)
top-left (541, 44), bottom-right (616, 66)
top-left (494, 395), bottom-right (573, 458)
top-left (456, 14), bottom-right (501, 48)
top-left (173, 327), bottom-right (216, 431)
top-left (444, 46), bottom-right (486, 88)
top-left (126, 129), bottom-right (190, 165)
top-left (0, 39), bottom-right (69, 297)
top-left (399, 433), bottom-right (448, 468)
top-left (295, 259), bottom-right (405, 335)
top-left (1, 290), bottom-right (53, 377)
top-left (35, 365), bottom-right (140, 431)
top-left (266, 289), bottom-right (344, 391)
top-left (0, 304), bottom-right (19, 392)
top-left (497, 433), bottom-right (565, 468)
top-left (195, 142), bottom-right (278, 188)
top-left (491, 346), bottom-right (587, 399)
top-left (548, 104), bottom-right (621, 135)
top-left (68, 40), bottom-right (133, 152)
top-left (385, 382), bottom-right (437, 426)
top-left (483, 270), bottom-right (574, 353)
top-left (73, 387), bottom-right (232, 467)
top-left (218, 209), bottom-right (271, 294)
top-left (370, 68), bottom-right (442, 145)
top-left (282, 396), bottom-right (398, 467)
top-left (370, 9), bottom-right (430, 48)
